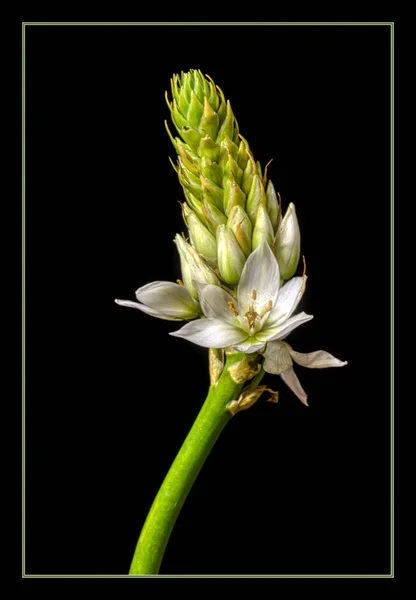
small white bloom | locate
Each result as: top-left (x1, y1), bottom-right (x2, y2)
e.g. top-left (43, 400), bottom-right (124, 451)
top-left (115, 281), bottom-right (201, 321)
top-left (170, 239), bottom-right (313, 352)
top-left (263, 340), bottom-right (348, 406)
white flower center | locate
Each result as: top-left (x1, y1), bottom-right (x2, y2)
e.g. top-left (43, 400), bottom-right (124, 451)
top-left (228, 289), bottom-right (273, 333)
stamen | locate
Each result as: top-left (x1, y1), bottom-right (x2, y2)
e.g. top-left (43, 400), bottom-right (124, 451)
top-left (302, 255), bottom-right (307, 277)
top-left (245, 307), bottom-right (257, 328)
top-left (176, 279), bottom-right (184, 286)
top-left (228, 301), bottom-right (239, 317)
top-left (264, 300), bottom-right (273, 312)
top-left (251, 289), bottom-right (257, 300)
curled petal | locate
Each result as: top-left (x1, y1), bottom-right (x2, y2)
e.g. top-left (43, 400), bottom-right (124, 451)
top-left (231, 339), bottom-right (266, 354)
top-left (289, 349), bottom-right (348, 369)
top-left (170, 318), bottom-right (248, 348)
top-left (263, 341), bottom-right (293, 375)
top-left (280, 367), bottom-right (309, 406)
top-left (135, 281), bottom-right (200, 318)
top-left (114, 299), bottom-right (185, 321)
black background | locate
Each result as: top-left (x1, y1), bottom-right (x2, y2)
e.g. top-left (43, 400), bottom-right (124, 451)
top-left (24, 23), bottom-right (391, 576)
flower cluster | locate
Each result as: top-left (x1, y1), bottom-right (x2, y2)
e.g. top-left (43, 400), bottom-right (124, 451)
top-left (116, 70), bottom-right (347, 405)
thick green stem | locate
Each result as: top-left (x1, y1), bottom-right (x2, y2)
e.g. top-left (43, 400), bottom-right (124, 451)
top-left (129, 352), bottom-right (248, 575)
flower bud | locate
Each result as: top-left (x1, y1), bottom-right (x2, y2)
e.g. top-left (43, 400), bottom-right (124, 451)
top-left (266, 180), bottom-right (281, 231)
top-left (216, 224), bottom-right (246, 285)
top-left (252, 205), bottom-right (274, 250)
top-left (227, 205), bottom-right (252, 256)
top-left (174, 234), bottom-right (220, 299)
top-left (182, 203), bottom-right (217, 260)
top-left (273, 202), bottom-right (301, 280)
top-left (246, 174), bottom-right (267, 225)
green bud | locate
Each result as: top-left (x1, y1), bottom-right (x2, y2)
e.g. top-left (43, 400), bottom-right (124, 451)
top-left (182, 188), bottom-right (206, 225)
top-left (202, 199), bottom-right (228, 235)
top-left (252, 205), bottom-right (274, 250)
top-left (224, 150), bottom-right (244, 188)
top-left (200, 97), bottom-right (220, 140)
top-left (199, 134), bottom-right (221, 162)
top-left (221, 135), bottom-right (239, 163)
top-left (274, 202), bottom-right (301, 280)
top-left (216, 225), bottom-right (246, 285)
top-left (216, 100), bottom-right (238, 144)
top-left (186, 90), bottom-right (204, 129)
top-left (201, 157), bottom-right (223, 187)
top-left (237, 139), bottom-right (250, 171)
top-left (223, 175), bottom-right (246, 217)
top-left (227, 205), bottom-right (252, 256)
top-left (183, 203), bottom-right (217, 260)
top-left (174, 234), bottom-right (220, 299)
top-left (201, 175), bottom-right (224, 212)
top-left (266, 180), bottom-right (281, 231)
top-left (246, 175), bottom-right (267, 225)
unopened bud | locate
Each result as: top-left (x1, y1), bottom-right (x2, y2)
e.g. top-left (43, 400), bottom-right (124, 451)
top-left (174, 234), bottom-right (220, 299)
top-left (216, 225), bottom-right (246, 285)
top-left (246, 175), bottom-right (267, 225)
top-left (252, 205), bottom-right (274, 250)
top-left (266, 181), bottom-right (280, 231)
top-left (227, 205), bottom-right (252, 256)
top-left (183, 203), bottom-right (217, 260)
top-left (274, 202), bottom-right (301, 280)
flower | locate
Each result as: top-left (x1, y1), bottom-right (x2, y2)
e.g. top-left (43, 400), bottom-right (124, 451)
top-left (170, 239), bottom-right (313, 353)
top-left (115, 281), bottom-right (200, 321)
top-left (263, 340), bottom-right (348, 406)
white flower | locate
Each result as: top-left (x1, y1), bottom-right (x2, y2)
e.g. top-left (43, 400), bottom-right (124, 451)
top-left (115, 281), bottom-right (200, 321)
top-left (170, 239), bottom-right (313, 353)
top-left (263, 340), bottom-right (348, 406)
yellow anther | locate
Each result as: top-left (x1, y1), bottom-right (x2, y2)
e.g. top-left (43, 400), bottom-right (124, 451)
top-left (228, 301), bottom-right (239, 317)
top-left (264, 300), bottom-right (273, 312)
top-left (251, 289), bottom-right (257, 300)
top-left (176, 279), bottom-right (184, 286)
top-left (302, 255), bottom-right (307, 277)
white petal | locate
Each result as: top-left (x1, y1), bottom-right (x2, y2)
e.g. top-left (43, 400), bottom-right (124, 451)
top-left (170, 318), bottom-right (248, 348)
top-left (237, 239), bottom-right (280, 315)
top-left (135, 281), bottom-right (199, 318)
top-left (114, 299), bottom-right (184, 321)
top-left (263, 341), bottom-right (293, 375)
top-left (232, 339), bottom-right (266, 353)
top-left (288, 349), bottom-right (348, 369)
top-left (199, 285), bottom-right (236, 322)
top-left (257, 312), bottom-right (314, 342)
top-left (267, 276), bottom-right (306, 327)
top-left (280, 367), bottom-right (309, 406)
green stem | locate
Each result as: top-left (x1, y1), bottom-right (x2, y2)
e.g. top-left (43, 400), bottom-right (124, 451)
top-left (129, 351), bottom-right (247, 575)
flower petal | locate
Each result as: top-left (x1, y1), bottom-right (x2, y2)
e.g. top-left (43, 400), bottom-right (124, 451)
top-left (199, 284), bottom-right (236, 322)
top-left (280, 367), bottom-right (309, 406)
top-left (237, 239), bottom-right (280, 315)
top-left (288, 349), bottom-right (348, 369)
top-left (232, 339), bottom-right (266, 353)
top-left (267, 276), bottom-right (306, 327)
top-left (114, 299), bottom-right (185, 321)
top-left (170, 318), bottom-right (248, 348)
top-left (263, 341), bottom-right (293, 375)
top-left (257, 312), bottom-right (314, 343)
top-left (135, 281), bottom-right (200, 318)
